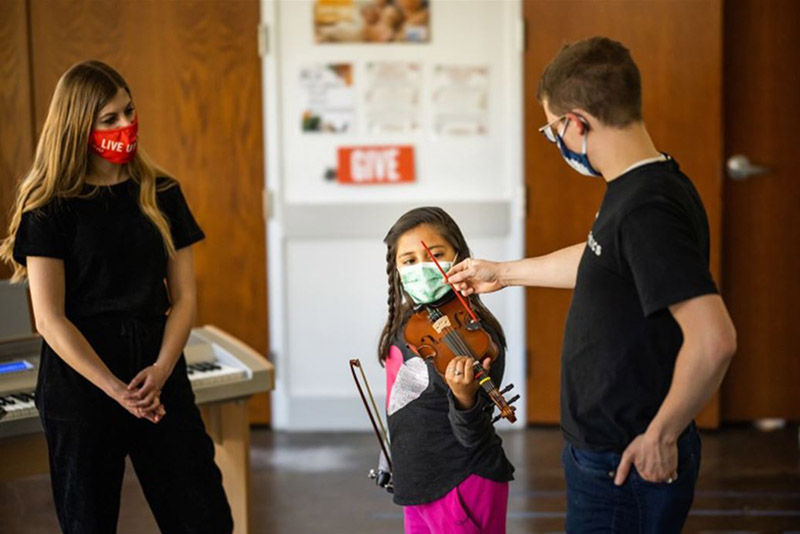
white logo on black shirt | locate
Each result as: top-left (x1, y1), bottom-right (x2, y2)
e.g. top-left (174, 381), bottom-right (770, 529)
top-left (588, 231), bottom-right (602, 256)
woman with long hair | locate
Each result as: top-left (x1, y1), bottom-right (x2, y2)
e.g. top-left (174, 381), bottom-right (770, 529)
top-left (0, 60), bottom-right (232, 533)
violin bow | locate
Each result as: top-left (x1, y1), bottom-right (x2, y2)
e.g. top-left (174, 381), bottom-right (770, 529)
top-left (349, 359), bottom-right (392, 472)
top-left (420, 240), bottom-right (478, 323)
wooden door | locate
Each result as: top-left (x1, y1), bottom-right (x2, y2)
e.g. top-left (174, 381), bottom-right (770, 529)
top-left (523, 0), bottom-right (724, 427)
top-left (0, 0), bottom-right (35, 281)
top-left (721, 0), bottom-right (800, 421)
top-left (27, 0), bottom-right (271, 423)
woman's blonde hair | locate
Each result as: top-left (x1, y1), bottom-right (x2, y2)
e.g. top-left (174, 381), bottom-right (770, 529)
top-left (0, 60), bottom-right (176, 282)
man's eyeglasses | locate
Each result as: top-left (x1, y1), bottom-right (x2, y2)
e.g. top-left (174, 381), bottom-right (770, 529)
top-left (538, 115), bottom-right (567, 144)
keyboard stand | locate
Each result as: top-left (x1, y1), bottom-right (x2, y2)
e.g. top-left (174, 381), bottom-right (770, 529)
top-left (0, 432), bottom-right (48, 480)
top-left (202, 398), bottom-right (253, 533)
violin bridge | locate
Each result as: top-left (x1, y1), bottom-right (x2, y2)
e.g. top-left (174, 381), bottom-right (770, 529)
top-left (431, 315), bottom-right (451, 334)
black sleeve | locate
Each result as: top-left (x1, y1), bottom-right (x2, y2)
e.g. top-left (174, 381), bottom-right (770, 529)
top-left (447, 339), bottom-right (506, 448)
top-left (620, 202), bottom-right (718, 316)
top-left (13, 204), bottom-right (66, 266)
top-left (447, 390), bottom-right (495, 448)
top-left (157, 180), bottom-right (205, 250)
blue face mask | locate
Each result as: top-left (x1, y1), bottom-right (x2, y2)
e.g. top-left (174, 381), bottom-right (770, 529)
top-left (555, 118), bottom-right (602, 177)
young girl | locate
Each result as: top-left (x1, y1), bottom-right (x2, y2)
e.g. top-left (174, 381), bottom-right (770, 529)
top-left (379, 207), bottom-right (515, 534)
top-left (0, 61), bottom-right (232, 533)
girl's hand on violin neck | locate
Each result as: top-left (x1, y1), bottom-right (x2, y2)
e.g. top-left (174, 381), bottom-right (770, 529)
top-left (447, 258), bottom-right (505, 296)
top-left (445, 356), bottom-right (492, 410)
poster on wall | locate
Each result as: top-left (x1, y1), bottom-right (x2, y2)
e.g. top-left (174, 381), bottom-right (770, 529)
top-left (299, 63), bottom-right (355, 133)
top-left (337, 145), bottom-right (416, 185)
top-left (314, 0), bottom-right (430, 43)
top-left (365, 62), bottom-right (421, 134)
top-left (432, 65), bottom-right (489, 136)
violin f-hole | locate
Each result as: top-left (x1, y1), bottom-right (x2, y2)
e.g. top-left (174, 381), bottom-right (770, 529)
top-left (416, 344), bottom-right (437, 359)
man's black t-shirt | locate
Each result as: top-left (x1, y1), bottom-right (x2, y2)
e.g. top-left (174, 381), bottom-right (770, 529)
top-left (561, 156), bottom-right (718, 452)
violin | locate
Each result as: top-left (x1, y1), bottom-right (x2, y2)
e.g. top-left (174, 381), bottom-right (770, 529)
top-left (403, 241), bottom-right (519, 423)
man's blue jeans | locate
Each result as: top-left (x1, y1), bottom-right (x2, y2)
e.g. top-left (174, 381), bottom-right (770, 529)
top-left (562, 425), bottom-right (701, 533)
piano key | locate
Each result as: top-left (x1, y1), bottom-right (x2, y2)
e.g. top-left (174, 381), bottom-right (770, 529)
top-left (187, 362), bottom-right (246, 389)
top-left (0, 391), bottom-right (37, 420)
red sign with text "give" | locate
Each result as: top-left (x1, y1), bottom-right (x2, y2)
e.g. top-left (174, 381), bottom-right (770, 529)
top-left (337, 145), bottom-right (415, 185)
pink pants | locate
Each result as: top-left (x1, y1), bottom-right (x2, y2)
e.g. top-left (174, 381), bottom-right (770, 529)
top-left (403, 474), bottom-right (509, 534)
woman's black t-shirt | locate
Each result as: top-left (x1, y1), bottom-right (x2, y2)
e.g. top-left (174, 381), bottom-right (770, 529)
top-left (13, 177), bottom-right (204, 320)
top-left (12, 177), bottom-right (204, 420)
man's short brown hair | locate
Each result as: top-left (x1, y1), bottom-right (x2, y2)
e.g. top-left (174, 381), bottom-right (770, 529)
top-left (537, 36), bottom-right (642, 127)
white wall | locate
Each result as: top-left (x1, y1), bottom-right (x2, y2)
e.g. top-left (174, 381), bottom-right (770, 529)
top-left (261, 0), bottom-right (525, 430)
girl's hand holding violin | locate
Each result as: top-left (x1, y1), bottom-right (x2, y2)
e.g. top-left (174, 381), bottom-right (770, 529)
top-left (445, 356), bottom-right (492, 410)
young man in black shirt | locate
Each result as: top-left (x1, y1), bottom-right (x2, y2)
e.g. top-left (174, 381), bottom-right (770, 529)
top-left (447, 36), bottom-right (736, 533)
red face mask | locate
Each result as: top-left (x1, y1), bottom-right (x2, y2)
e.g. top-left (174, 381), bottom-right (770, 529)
top-left (88, 118), bottom-right (138, 165)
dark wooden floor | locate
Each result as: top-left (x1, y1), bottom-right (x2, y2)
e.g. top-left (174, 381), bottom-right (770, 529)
top-left (1, 425), bottom-right (798, 533)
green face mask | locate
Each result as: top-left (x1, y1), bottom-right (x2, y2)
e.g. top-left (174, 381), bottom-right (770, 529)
top-left (398, 261), bottom-right (453, 305)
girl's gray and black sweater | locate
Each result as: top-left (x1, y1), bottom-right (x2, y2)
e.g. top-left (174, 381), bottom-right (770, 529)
top-left (387, 322), bottom-right (515, 506)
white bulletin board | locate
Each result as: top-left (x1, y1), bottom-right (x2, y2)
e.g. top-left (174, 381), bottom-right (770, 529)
top-left (261, 0), bottom-right (525, 430)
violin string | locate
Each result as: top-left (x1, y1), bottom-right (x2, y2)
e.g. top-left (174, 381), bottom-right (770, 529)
top-left (443, 328), bottom-right (474, 359)
top-left (438, 328), bottom-right (513, 418)
top-left (427, 309), bottom-right (472, 359)
top-left (436, 321), bottom-right (470, 356)
top-left (441, 327), bottom-right (506, 400)
top-left (442, 335), bottom-right (468, 360)
top-left (449, 325), bottom-right (478, 360)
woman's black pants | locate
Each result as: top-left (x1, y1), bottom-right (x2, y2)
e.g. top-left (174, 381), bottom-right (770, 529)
top-left (41, 403), bottom-right (233, 534)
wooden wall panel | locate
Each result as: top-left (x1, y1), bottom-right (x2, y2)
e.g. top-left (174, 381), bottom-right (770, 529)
top-left (523, 0), bottom-right (723, 427)
top-left (28, 0), bottom-right (270, 423)
top-left (0, 0), bottom-right (35, 280)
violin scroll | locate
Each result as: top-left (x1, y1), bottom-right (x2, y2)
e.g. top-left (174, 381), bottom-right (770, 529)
top-left (471, 361), bottom-right (517, 423)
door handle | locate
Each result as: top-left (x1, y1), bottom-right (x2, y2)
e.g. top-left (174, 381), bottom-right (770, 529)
top-left (727, 154), bottom-right (770, 181)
